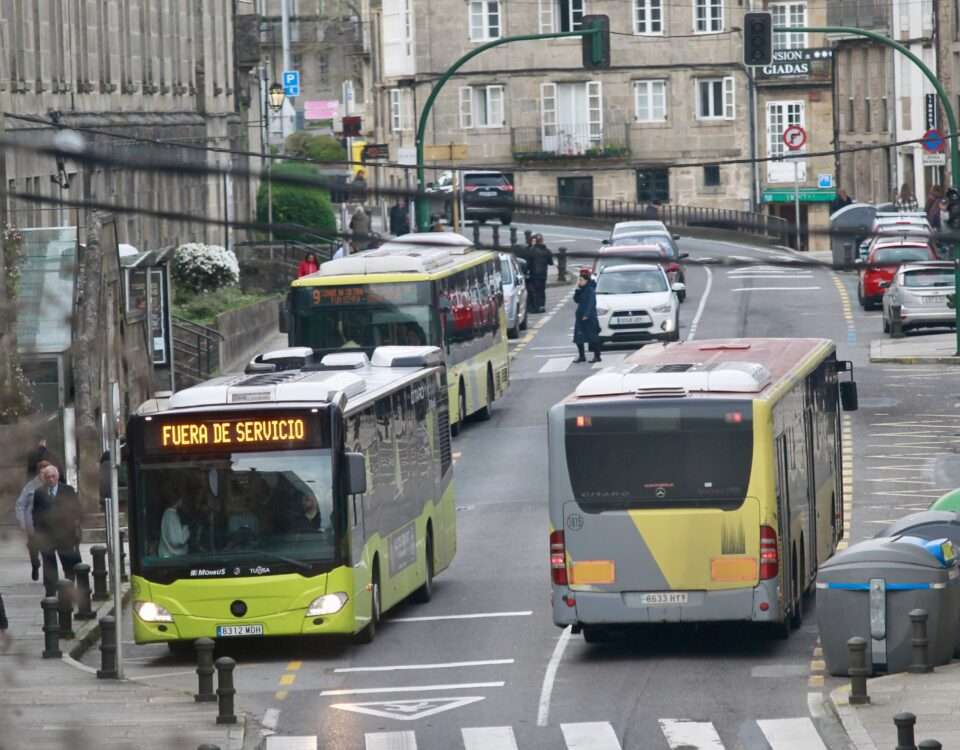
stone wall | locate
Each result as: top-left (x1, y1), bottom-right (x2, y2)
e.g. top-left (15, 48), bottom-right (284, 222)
top-left (215, 297), bottom-right (282, 374)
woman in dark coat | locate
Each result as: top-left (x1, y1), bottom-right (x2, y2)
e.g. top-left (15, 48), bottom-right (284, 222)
top-left (573, 268), bottom-right (601, 363)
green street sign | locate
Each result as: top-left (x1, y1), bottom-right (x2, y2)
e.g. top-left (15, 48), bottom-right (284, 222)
top-left (762, 188), bottom-right (837, 203)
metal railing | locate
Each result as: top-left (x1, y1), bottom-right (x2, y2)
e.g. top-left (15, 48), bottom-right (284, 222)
top-left (172, 316), bottom-right (224, 389)
top-left (512, 123), bottom-right (630, 161)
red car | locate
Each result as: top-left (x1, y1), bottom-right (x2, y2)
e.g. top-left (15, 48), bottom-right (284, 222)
top-left (858, 241), bottom-right (938, 310)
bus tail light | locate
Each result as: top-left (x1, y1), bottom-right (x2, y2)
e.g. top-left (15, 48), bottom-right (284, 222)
top-left (760, 525), bottom-right (779, 580)
top-left (550, 530), bottom-right (568, 586)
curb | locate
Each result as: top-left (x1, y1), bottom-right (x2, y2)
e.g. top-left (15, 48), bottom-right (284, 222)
top-left (869, 354), bottom-right (960, 365)
top-left (68, 582), bottom-right (133, 660)
top-left (828, 683), bottom-right (879, 750)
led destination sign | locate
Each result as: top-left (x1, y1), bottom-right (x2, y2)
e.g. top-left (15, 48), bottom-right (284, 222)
top-left (142, 412), bottom-right (325, 455)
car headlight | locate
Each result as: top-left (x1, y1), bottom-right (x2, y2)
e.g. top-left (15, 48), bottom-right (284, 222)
top-left (596, 307), bottom-right (609, 316)
top-left (306, 592), bottom-right (348, 617)
top-left (135, 600), bottom-right (173, 623)
top-left (652, 303), bottom-right (673, 313)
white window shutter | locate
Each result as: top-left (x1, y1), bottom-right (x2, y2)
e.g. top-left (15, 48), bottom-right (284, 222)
top-left (538, 0), bottom-right (554, 33)
top-left (587, 80), bottom-right (603, 142)
top-left (723, 76), bottom-right (735, 119)
top-left (541, 82), bottom-right (558, 150)
top-left (459, 87), bottom-right (474, 129)
top-left (489, 85), bottom-right (505, 126)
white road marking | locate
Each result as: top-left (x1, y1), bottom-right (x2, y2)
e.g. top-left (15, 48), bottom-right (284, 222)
top-left (536, 625), bottom-right (573, 727)
top-left (393, 610), bottom-right (532, 623)
top-left (807, 692), bottom-right (827, 719)
top-left (659, 719), bottom-right (725, 750)
top-left (262, 708), bottom-right (280, 731)
top-left (320, 682), bottom-right (505, 697)
top-left (335, 659), bottom-right (514, 673)
top-left (732, 286), bottom-right (822, 292)
top-left (561, 722), bottom-right (622, 749)
top-left (593, 354), bottom-right (626, 369)
top-left (726, 274), bottom-right (813, 279)
top-left (264, 738), bottom-right (317, 750)
top-left (364, 731), bottom-right (417, 750)
top-left (462, 726), bottom-right (519, 750)
top-left (539, 357), bottom-right (573, 373)
top-left (686, 265), bottom-right (713, 342)
top-left (532, 345), bottom-right (579, 350)
top-left (757, 717), bottom-right (829, 750)
top-left (331, 696), bottom-right (485, 721)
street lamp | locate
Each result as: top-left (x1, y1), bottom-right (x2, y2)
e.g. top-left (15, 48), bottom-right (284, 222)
top-left (268, 83), bottom-right (285, 112)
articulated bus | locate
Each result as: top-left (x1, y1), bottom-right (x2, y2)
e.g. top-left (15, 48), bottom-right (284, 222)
top-left (126, 346), bottom-right (454, 648)
top-left (548, 338), bottom-right (858, 640)
top-left (287, 233), bottom-right (509, 434)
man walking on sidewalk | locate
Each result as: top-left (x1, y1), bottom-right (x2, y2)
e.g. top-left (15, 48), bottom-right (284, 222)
top-left (15, 449), bottom-right (53, 581)
top-left (528, 234), bottom-right (553, 313)
top-left (33, 465), bottom-right (83, 591)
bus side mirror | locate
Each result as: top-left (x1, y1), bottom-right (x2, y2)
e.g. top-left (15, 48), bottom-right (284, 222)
top-left (345, 452), bottom-right (367, 495)
top-left (840, 381), bottom-right (859, 412)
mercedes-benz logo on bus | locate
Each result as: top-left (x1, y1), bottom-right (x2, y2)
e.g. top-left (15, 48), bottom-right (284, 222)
top-left (566, 513), bottom-right (584, 531)
top-left (655, 488), bottom-right (667, 499)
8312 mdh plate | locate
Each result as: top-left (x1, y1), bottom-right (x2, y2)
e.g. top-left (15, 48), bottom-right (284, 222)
top-left (217, 623), bottom-right (264, 637)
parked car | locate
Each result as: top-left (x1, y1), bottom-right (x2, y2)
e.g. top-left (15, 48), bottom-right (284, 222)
top-left (594, 263), bottom-right (684, 347)
top-left (881, 261), bottom-right (956, 334)
top-left (593, 243), bottom-right (688, 302)
top-left (858, 241), bottom-right (939, 310)
top-left (499, 252), bottom-right (528, 338)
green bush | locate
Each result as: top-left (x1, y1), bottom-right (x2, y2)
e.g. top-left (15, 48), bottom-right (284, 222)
top-left (257, 161), bottom-right (337, 243)
top-left (173, 287), bottom-right (274, 327)
top-left (284, 133), bottom-right (346, 162)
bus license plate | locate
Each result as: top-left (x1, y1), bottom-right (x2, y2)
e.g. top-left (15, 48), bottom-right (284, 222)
top-left (639, 592), bottom-right (688, 606)
top-left (216, 624), bottom-right (264, 637)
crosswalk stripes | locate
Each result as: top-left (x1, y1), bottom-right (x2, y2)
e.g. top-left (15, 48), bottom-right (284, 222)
top-left (462, 726), bottom-right (519, 750)
top-left (659, 720), bottom-right (725, 749)
top-left (757, 718), bottom-right (830, 750)
top-left (537, 354), bottom-right (626, 374)
top-left (561, 722), bottom-right (621, 750)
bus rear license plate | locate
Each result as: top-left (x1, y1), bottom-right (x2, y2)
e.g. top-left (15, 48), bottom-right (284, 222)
top-left (639, 593), bottom-right (688, 606)
top-left (216, 624), bottom-right (264, 637)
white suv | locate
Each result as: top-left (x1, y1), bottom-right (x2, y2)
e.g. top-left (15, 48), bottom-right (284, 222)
top-left (594, 264), bottom-right (684, 347)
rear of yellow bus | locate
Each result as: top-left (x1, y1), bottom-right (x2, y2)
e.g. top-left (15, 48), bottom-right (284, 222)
top-left (548, 396), bottom-right (784, 634)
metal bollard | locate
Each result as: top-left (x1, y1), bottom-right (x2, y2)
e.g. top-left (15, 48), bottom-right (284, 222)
top-left (918, 741), bottom-right (942, 750)
top-left (74, 563), bottom-right (94, 620)
top-left (891, 304), bottom-right (905, 339)
top-left (41, 597), bottom-right (61, 659)
top-left (509, 226), bottom-right (518, 246)
top-left (847, 636), bottom-right (870, 705)
top-left (215, 657), bottom-right (238, 724)
top-left (909, 609), bottom-right (933, 674)
top-left (56, 579), bottom-right (75, 639)
top-left (119, 530), bottom-right (128, 582)
top-left (894, 712), bottom-right (917, 750)
top-left (491, 224), bottom-right (500, 249)
top-left (97, 615), bottom-right (119, 679)
top-left (194, 638), bottom-right (217, 703)
top-left (472, 222), bottom-right (480, 245)
top-left (41, 553), bottom-right (58, 598)
top-left (91, 545), bottom-right (109, 600)
top-left (557, 247), bottom-right (568, 283)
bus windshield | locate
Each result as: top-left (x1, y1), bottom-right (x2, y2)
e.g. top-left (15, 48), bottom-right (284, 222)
top-left (564, 400), bottom-right (754, 510)
top-left (137, 449), bottom-right (337, 573)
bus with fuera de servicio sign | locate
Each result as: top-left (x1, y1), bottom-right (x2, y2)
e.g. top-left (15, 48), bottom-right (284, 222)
top-left (284, 232), bottom-right (509, 435)
top-left (548, 338), bottom-right (859, 641)
top-left (125, 345), bottom-right (454, 648)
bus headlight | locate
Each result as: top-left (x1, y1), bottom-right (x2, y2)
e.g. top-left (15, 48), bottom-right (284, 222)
top-left (306, 592), bottom-right (348, 617)
top-left (135, 601), bottom-right (173, 623)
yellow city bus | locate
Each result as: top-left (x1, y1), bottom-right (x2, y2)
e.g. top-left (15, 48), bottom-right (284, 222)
top-left (287, 233), bottom-right (509, 434)
top-left (548, 338), bottom-right (858, 640)
top-left (126, 346), bottom-right (455, 648)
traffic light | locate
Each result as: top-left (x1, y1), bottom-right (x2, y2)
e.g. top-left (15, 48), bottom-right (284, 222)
top-left (743, 12), bottom-right (773, 67)
top-left (342, 116), bottom-right (362, 137)
top-left (581, 15), bottom-right (610, 70)
top-left (946, 188), bottom-right (960, 229)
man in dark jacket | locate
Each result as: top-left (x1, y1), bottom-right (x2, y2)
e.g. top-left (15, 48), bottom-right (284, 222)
top-left (528, 234), bottom-right (553, 313)
top-left (32, 465), bottom-right (82, 593)
top-left (389, 201), bottom-right (410, 236)
top-left (573, 268), bottom-right (601, 363)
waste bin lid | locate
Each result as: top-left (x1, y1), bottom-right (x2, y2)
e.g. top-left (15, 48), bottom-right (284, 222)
top-left (875, 511), bottom-right (960, 542)
top-left (820, 535), bottom-right (955, 571)
top-left (930, 488), bottom-right (960, 512)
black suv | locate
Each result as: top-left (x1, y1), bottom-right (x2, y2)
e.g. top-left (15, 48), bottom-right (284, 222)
top-left (462, 171), bottom-right (514, 225)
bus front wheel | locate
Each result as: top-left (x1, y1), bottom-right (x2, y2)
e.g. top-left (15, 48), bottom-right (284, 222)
top-left (357, 565), bottom-right (381, 644)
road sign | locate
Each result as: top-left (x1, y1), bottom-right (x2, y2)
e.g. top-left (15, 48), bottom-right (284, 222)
top-left (923, 152), bottom-right (947, 166)
top-left (922, 128), bottom-right (945, 153)
top-left (282, 70), bottom-right (300, 97)
top-left (818, 173), bottom-right (834, 189)
top-left (424, 144), bottom-right (468, 161)
top-left (361, 143), bottom-right (389, 162)
top-left (783, 125), bottom-right (807, 151)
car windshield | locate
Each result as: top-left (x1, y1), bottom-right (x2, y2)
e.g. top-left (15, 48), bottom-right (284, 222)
top-left (500, 257), bottom-right (514, 285)
top-left (874, 246), bottom-right (932, 264)
top-left (612, 234), bottom-right (673, 252)
top-left (137, 450), bottom-right (337, 570)
top-left (598, 253), bottom-right (665, 272)
top-left (903, 269), bottom-right (954, 288)
top-left (597, 270), bottom-right (668, 295)
top-left (466, 174), bottom-right (507, 188)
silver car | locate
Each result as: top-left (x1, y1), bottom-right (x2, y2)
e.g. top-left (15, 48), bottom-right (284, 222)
top-left (500, 253), bottom-right (528, 339)
top-left (881, 261), bottom-right (956, 335)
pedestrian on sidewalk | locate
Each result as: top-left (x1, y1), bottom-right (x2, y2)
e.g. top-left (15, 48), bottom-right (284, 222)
top-left (15, 447), bottom-right (53, 581)
top-left (926, 185), bottom-right (945, 229)
top-left (350, 205), bottom-right (371, 251)
top-left (573, 268), bottom-right (601, 364)
top-left (297, 252), bottom-right (319, 278)
top-left (0, 590), bottom-right (8, 649)
top-left (389, 200), bottom-right (410, 236)
top-left (528, 234), bottom-right (553, 313)
top-left (895, 183), bottom-right (919, 212)
top-left (33, 464), bottom-right (83, 590)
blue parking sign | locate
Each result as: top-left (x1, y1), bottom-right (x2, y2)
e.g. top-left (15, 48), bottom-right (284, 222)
top-left (282, 70), bottom-right (300, 97)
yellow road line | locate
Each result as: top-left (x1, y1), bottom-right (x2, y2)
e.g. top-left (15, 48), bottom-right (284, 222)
top-left (275, 690), bottom-right (289, 700)
top-left (287, 661), bottom-right (303, 671)
top-left (808, 675), bottom-right (825, 688)
top-left (279, 673), bottom-right (297, 686)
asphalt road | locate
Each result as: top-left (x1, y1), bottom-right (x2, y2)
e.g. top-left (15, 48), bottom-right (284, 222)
top-left (95, 223), bottom-right (960, 750)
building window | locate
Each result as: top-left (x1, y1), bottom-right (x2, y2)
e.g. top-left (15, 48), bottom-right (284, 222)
top-left (637, 168), bottom-right (669, 203)
top-left (634, 0), bottom-right (663, 34)
top-left (694, 0), bottom-right (723, 33)
top-left (540, 80), bottom-right (602, 155)
top-left (634, 80), bottom-right (667, 122)
top-left (864, 97), bottom-right (872, 132)
top-left (770, 2), bottom-right (807, 50)
top-left (696, 77), bottom-right (735, 120)
top-left (389, 88), bottom-right (413, 132)
top-left (469, 1), bottom-right (501, 41)
top-left (848, 97), bottom-right (855, 133)
top-left (318, 55), bottom-right (329, 85)
top-left (767, 100), bottom-right (805, 159)
top-left (459, 85), bottom-right (505, 128)
top-left (539, 0), bottom-right (584, 33)
top-left (704, 165), bottom-right (721, 187)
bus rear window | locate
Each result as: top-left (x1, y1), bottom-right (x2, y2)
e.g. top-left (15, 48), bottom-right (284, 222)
top-left (564, 400), bottom-right (753, 510)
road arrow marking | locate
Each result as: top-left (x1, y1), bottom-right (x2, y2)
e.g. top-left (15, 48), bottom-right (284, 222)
top-left (329, 696), bottom-right (485, 721)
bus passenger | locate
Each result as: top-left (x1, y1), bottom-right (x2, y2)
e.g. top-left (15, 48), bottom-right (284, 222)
top-left (159, 496), bottom-right (191, 558)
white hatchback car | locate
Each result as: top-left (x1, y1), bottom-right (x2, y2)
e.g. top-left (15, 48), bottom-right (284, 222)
top-left (611, 219), bottom-right (669, 238)
top-left (594, 264), bottom-right (684, 347)
top-left (881, 261), bottom-right (956, 335)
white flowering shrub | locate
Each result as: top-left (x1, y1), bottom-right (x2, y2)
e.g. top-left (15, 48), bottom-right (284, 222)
top-left (172, 243), bottom-right (240, 294)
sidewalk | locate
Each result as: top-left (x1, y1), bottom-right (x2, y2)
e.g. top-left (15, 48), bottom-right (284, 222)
top-left (869, 332), bottom-right (960, 364)
top-left (830, 663), bottom-right (960, 749)
top-left (0, 534), bottom-right (252, 750)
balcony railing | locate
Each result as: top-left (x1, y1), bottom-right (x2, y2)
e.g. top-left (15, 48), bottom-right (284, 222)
top-left (512, 123), bottom-right (630, 162)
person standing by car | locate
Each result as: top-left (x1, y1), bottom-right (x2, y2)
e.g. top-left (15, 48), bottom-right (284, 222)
top-left (528, 234), bottom-right (553, 313)
top-left (573, 268), bottom-right (601, 363)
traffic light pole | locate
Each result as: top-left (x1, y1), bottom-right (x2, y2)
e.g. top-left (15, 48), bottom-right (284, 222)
top-left (414, 27), bottom-right (602, 233)
top-left (781, 25), bottom-right (960, 354)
